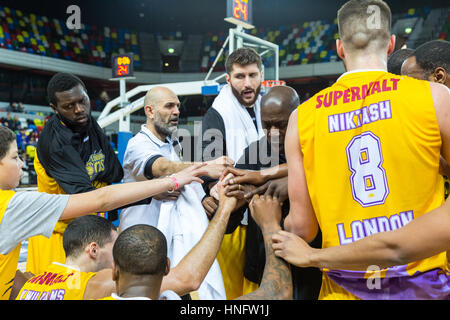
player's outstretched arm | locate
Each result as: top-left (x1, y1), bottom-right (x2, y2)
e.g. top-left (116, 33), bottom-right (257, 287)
top-left (159, 179), bottom-right (237, 296)
top-left (273, 198), bottom-right (450, 271)
top-left (152, 156), bottom-right (233, 180)
top-left (283, 110), bottom-right (318, 243)
top-left (221, 163), bottom-right (288, 186)
top-left (236, 195), bottom-right (292, 300)
top-left (61, 163), bottom-right (207, 220)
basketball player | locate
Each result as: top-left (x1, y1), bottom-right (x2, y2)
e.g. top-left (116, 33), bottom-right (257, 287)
top-left (16, 176), bottom-right (244, 300)
top-left (0, 125), bottom-right (207, 300)
top-left (98, 224), bottom-right (181, 300)
top-left (401, 40), bottom-right (450, 87)
top-left (17, 215), bottom-right (117, 300)
top-left (401, 40), bottom-right (450, 194)
top-left (101, 193), bottom-right (292, 300)
top-left (27, 73), bottom-right (124, 276)
top-left (281, 0), bottom-right (450, 299)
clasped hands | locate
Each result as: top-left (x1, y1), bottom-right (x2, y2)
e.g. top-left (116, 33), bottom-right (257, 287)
top-left (201, 165), bottom-right (317, 269)
top-left (220, 166), bottom-right (288, 203)
top-left (202, 166), bottom-right (287, 220)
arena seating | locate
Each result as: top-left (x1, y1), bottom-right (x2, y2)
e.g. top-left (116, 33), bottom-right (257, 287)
top-left (0, 5), bottom-right (447, 74)
top-left (0, 6), bottom-right (142, 69)
top-left (438, 13), bottom-right (450, 41)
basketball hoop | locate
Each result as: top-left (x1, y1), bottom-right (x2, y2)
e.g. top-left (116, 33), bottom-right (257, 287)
top-left (261, 80), bottom-right (286, 93)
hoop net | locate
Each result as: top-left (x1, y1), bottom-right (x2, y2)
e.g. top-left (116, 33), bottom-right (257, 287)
top-left (261, 80), bottom-right (286, 93)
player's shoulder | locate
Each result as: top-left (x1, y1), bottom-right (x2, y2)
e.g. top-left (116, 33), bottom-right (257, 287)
top-left (391, 73), bottom-right (432, 92)
top-left (298, 85), bottom-right (335, 112)
top-left (430, 81), bottom-right (450, 120)
top-left (429, 81), bottom-right (450, 98)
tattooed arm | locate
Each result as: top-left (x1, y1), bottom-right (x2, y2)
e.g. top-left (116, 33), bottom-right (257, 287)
top-left (236, 195), bottom-right (293, 300)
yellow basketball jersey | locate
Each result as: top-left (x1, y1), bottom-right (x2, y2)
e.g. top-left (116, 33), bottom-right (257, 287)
top-left (17, 262), bottom-right (96, 300)
top-left (298, 70), bottom-right (449, 300)
top-left (97, 295), bottom-right (116, 300)
top-left (0, 190), bottom-right (20, 300)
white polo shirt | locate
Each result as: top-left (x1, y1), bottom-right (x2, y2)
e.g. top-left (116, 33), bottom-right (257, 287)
top-left (120, 125), bottom-right (182, 231)
top-left (119, 125), bottom-right (226, 300)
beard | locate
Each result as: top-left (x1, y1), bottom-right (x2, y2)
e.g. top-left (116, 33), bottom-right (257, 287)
top-left (57, 112), bottom-right (91, 134)
top-left (230, 83), bottom-right (261, 107)
top-left (154, 112), bottom-right (178, 138)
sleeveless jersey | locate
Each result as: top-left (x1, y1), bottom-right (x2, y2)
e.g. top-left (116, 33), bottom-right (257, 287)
top-left (17, 262), bottom-right (96, 300)
top-left (0, 190), bottom-right (20, 300)
top-left (298, 70), bottom-right (449, 300)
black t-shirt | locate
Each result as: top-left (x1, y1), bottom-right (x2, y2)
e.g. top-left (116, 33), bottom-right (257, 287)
top-left (201, 106), bottom-right (258, 160)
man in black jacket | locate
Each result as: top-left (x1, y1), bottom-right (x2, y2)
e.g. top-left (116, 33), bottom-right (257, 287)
top-left (216, 85), bottom-right (322, 300)
top-left (26, 73), bottom-right (124, 275)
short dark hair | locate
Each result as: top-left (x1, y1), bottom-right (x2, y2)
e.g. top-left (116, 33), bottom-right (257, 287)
top-left (47, 72), bottom-right (87, 106)
top-left (0, 126), bottom-right (16, 160)
top-left (113, 224), bottom-right (167, 276)
top-left (388, 48), bottom-right (414, 75)
top-left (414, 40), bottom-right (450, 76)
top-left (63, 215), bottom-right (117, 258)
top-left (225, 47), bottom-right (262, 74)
top-left (337, 0), bottom-right (392, 51)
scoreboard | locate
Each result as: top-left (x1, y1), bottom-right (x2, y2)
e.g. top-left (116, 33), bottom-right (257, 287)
top-left (224, 0), bottom-right (254, 29)
top-left (112, 53), bottom-right (134, 78)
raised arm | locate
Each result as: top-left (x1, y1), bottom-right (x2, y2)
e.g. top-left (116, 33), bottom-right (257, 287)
top-left (151, 156), bottom-right (233, 180)
top-left (236, 195), bottom-right (292, 300)
top-left (283, 110), bottom-right (318, 243)
top-left (222, 164), bottom-right (288, 187)
top-left (159, 180), bottom-right (237, 295)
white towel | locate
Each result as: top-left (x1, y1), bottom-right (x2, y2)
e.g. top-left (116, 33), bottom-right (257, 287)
top-left (157, 182), bottom-right (226, 300)
top-left (212, 84), bottom-right (264, 164)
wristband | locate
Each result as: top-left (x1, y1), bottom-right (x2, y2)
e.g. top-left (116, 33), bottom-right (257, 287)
top-left (167, 175), bottom-right (179, 193)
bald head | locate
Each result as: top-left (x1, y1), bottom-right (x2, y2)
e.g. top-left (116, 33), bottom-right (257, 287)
top-left (261, 85), bottom-right (300, 155)
top-left (144, 86), bottom-right (178, 108)
top-left (143, 86), bottom-right (180, 140)
top-left (261, 85), bottom-right (299, 113)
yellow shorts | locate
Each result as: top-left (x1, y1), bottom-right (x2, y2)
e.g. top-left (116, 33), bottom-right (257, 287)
top-left (216, 225), bottom-right (259, 299)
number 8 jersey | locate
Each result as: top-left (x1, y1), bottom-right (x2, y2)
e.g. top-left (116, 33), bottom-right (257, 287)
top-left (298, 70), bottom-right (449, 300)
